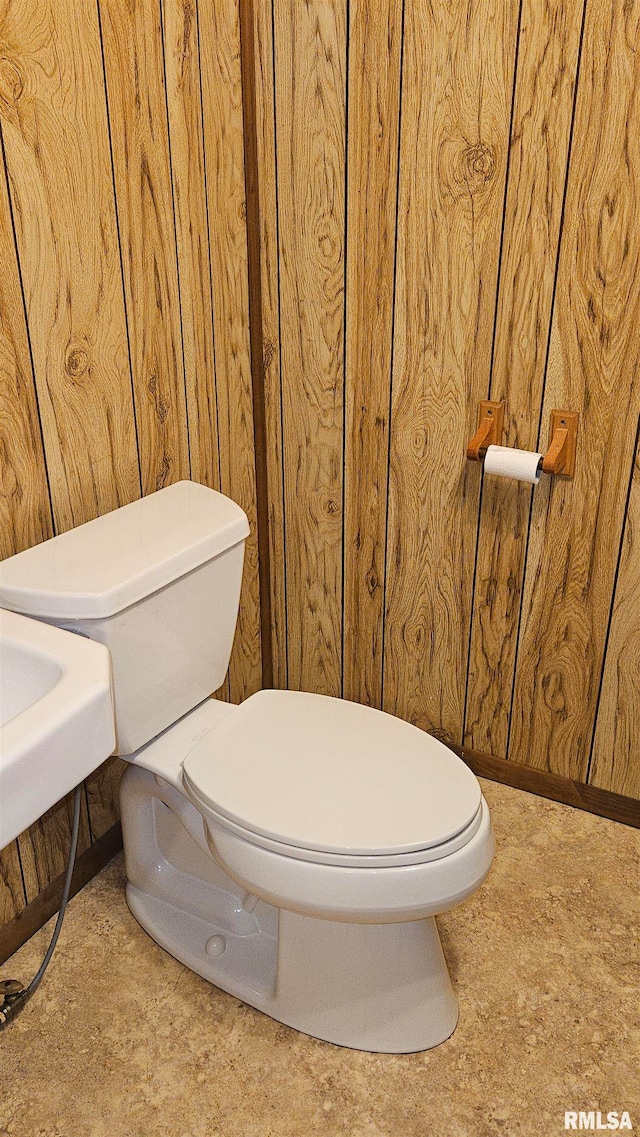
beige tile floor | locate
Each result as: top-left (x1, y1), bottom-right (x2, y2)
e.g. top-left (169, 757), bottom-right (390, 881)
top-left (1, 779), bottom-right (639, 1137)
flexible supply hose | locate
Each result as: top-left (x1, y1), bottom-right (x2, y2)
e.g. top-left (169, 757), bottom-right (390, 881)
top-left (0, 785), bottom-right (82, 1030)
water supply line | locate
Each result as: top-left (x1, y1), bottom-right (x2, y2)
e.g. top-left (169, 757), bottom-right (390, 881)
top-left (0, 785), bottom-right (82, 1030)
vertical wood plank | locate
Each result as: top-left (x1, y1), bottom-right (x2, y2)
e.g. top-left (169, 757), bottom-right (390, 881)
top-left (508, 0), bottom-right (640, 778)
top-left (274, 0), bottom-right (346, 697)
top-left (0, 148), bottom-right (52, 924)
top-left (464, 0), bottom-right (585, 756)
top-left (590, 436), bottom-right (640, 798)
top-left (99, 0), bottom-right (190, 495)
top-left (0, 0), bottom-right (140, 532)
top-left (161, 0), bottom-right (220, 492)
top-left (0, 840), bottom-right (24, 927)
top-left (19, 791), bottom-right (91, 903)
top-left (383, 0), bottom-right (519, 740)
top-left (0, 0), bottom-right (139, 898)
top-left (0, 152), bottom-right (52, 559)
top-left (199, 0), bottom-right (262, 701)
top-left (252, 0), bottom-right (287, 689)
top-left (85, 757), bottom-right (126, 843)
top-left (342, 0), bottom-right (403, 708)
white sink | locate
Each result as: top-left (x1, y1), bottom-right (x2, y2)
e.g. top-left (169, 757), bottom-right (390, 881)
top-left (0, 608), bottom-right (115, 850)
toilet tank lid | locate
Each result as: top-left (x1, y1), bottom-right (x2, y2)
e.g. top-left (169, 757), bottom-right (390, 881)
top-left (0, 482), bottom-right (249, 620)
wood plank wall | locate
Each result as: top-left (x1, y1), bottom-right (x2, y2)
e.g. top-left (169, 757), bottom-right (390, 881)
top-left (0, 0), bottom-right (262, 931)
top-left (2, 0), bottom-right (640, 944)
top-left (254, 0), bottom-right (640, 799)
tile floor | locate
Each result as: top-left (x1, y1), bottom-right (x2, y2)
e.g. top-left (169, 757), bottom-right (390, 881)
top-left (1, 779), bottom-right (639, 1137)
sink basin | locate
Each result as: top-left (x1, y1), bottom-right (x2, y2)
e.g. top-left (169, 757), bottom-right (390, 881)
top-left (0, 608), bottom-right (115, 850)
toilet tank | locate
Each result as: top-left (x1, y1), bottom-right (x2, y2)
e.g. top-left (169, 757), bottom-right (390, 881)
top-left (0, 482), bottom-right (249, 755)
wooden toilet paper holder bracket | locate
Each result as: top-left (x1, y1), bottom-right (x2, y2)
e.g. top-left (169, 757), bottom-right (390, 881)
top-left (542, 410), bottom-right (579, 477)
top-left (466, 401), bottom-right (505, 461)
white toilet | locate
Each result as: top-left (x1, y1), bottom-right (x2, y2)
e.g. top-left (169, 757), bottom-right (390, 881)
top-left (0, 481), bottom-right (495, 1053)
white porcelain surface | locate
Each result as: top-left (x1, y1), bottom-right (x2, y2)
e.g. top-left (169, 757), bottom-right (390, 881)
top-left (187, 796), bottom-right (484, 867)
top-left (0, 608), bottom-right (115, 850)
top-left (121, 720), bottom-right (494, 1051)
top-left (51, 543), bottom-right (245, 756)
top-left (0, 482), bottom-right (249, 620)
top-left (0, 484), bottom-right (248, 756)
top-left (182, 689), bottom-right (482, 856)
top-left (203, 800), bottom-right (494, 923)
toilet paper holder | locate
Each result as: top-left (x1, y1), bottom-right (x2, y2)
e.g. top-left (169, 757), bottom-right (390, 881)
top-left (467, 403), bottom-right (578, 478)
top-left (541, 410), bottom-right (579, 477)
top-left (466, 401), bottom-right (505, 460)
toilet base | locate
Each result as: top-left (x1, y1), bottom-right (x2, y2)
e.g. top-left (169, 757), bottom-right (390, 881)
top-left (273, 909), bottom-right (458, 1051)
top-left (121, 763), bottom-right (459, 1052)
top-left (121, 764), bottom-right (461, 1055)
top-left (126, 884), bottom-right (458, 1053)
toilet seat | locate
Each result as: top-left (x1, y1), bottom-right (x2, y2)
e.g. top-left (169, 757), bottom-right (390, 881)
top-left (181, 784), bottom-right (483, 867)
top-left (181, 690), bottom-right (481, 866)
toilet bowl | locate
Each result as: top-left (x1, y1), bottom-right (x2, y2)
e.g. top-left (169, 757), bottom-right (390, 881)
top-left (120, 689), bottom-right (494, 1052)
top-left (180, 688), bottom-right (493, 922)
top-left (0, 481), bottom-right (495, 1053)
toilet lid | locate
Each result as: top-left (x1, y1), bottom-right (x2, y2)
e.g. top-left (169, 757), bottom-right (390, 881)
top-left (181, 690), bottom-right (481, 858)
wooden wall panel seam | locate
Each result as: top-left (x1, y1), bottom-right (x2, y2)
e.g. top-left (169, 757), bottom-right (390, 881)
top-left (198, 0), bottom-right (262, 702)
top-left (486, 0), bottom-right (525, 393)
top-left (158, 0), bottom-right (193, 482)
top-left (239, 0), bottom-right (273, 689)
top-left (268, 0), bottom-right (289, 690)
top-left (460, 0), bottom-right (524, 744)
top-left (377, 0), bottom-right (409, 718)
top-left (343, 0), bottom-right (404, 708)
top-left (159, 0), bottom-right (222, 498)
top-left (194, 0), bottom-right (225, 502)
top-left (94, 0), bottom-right (143, 497)
top-left (339, 0), bottom-right (349, 700)
top-left (379, 0), bottom-right (407, 716)
top-left (253, 0), bottom-right (290, 690)
top-left (587, 416), bottom-right (640, 796)
top-left (531, 0), bottom-right (589, 464)
top-left (274, 0), bottom-right (347, 698)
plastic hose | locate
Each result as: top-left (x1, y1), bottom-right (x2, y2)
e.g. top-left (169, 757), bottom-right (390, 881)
top-left (0, 785), bottom-right (82, 1029)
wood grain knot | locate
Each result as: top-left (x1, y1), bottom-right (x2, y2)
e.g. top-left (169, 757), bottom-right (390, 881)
top-left (461, 143), bottom-right (496, 190)
top-left (0, 55), bottom-right (24, 110)
top-left (155, 454), bottom-right (171, 490)
top-left (365, 566), bottom-right (379, 597)
top-left (542, 671), bottom-right (568, 718)
top-left (65, 345), bottom-right (89, 379)
top-left (404, 616), bottom-right (428, 651)
top-left (316, 228), bottom-right (341, 266)
top-left (322, 495), bottom-right (340, 517)
top-left (238, 200), bottom-right (247, 221)
top-left (148, 370), bottom-right (170, 424)
top-left (318, 488), bottom-right (341, 520)
top-left (263, 339), bottom-right (276, 370)
top-left (410, 427), bottom-right (428, 458)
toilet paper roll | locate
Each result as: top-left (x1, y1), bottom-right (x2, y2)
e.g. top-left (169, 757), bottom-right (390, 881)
top-left (483, 445), bottom-right (543, 484)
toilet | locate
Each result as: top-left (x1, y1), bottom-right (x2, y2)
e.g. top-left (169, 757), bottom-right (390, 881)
top-left (0, 480), bottom-right (495, 1053)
